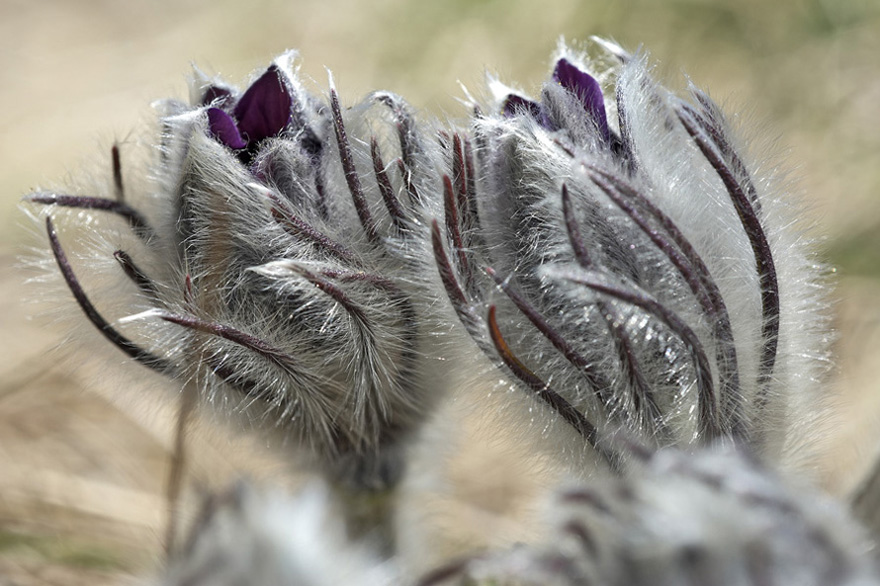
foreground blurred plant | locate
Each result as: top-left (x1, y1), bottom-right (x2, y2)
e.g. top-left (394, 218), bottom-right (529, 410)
top-left (431, 445), bottom-right (878, 586)
top-left (22, 38), bottom-right (876, 584)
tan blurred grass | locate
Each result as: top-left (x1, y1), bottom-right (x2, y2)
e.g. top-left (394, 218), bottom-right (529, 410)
top-left (2, 0), bottom-right (880, 582)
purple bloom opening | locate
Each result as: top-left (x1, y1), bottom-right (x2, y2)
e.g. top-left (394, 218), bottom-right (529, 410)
top-left (201, 85), bottom-right (233, 107)
top-left (233, 64), bottom-right (293, 145)
top-left (207, 107), bottom-right (247, 149)
top-left (553, 58), bottom-right (609, 143)
top-left (502, 93), bottom-right (554, 130)
top-left (204, 64), bottom-right (293, 162)
top-left (503, 94), bottom-right (543, 119)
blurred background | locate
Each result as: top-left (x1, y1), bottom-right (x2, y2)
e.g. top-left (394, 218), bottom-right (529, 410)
top-left (1, 0), bottom-right (879, 583)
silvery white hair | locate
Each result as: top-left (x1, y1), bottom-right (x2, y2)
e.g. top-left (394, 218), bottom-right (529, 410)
top-left (437, 445), bottom-right (879, 586)
top-left (22, 38), bottom-right (878, 584)
top-left (163, 482), bottom-right (396, 586)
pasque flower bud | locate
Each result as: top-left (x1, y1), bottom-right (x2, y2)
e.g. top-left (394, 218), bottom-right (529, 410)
top-left (429, 39), bottom-right (830, 467)
top-left (27, 52), bottom-right (449, 486)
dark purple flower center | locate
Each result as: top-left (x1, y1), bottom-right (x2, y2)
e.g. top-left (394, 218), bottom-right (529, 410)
top-left (502, 94), bottom-right (543, 119)
top-left (552, 58), bottom-right (609, 143)
top-left (201, 85), bottom-right (234, 108)
top-left (501, 58), bottom-right (610, 144)
top-left (206, 108), bottom-right (247, 149)
top-left (206, 64), bottom-right (293, 158)
top-left (501, 94), bottom-right (555, 130)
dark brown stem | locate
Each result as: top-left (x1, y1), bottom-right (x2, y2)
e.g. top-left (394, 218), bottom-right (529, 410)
top-left (370, 137), bottom-right (406, 230)
top-left (677, 108), bottom-right (778, 411)
top-left (330, 88), bottom-right (380, 244)
top-left (32, 193), bottom-right (154, 239)
top-left (562, 271), bottom-right (719, 439)
top-left (111, 143), bottom-right (124, 202)
top-left (487, 306), bottom-right (613, 466)
top-left (47, 217), bottom-right (171, 373)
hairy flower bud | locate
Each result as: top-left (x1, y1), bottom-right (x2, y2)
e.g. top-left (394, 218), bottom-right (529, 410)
top-left (428, 39), bottom-right (831, 467)
top-left (26, 52), bottom-right (449, 486)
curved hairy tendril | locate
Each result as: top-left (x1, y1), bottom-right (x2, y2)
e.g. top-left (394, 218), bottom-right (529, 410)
top-left (113, 249), bottom-right (159, 300)
top-left (329, 85), bottom-right (380, 245)
top-left (486, 305), bottom-right (615, 467)
top-left (256, 184), bottom-right (359, 265)
top-left (31, 193), bottom-right (156, 240)
top-left (150, 311), bottom-right (300, 365)
top-left (485, 266), bottom-right (615, 412)
top-left (370, 137), bottom-right (407, 231)
top-left (111, 143), bottom-right (125, 202)
top-left (582, 167), bottom-right (746, 439)
top-left (561, 185), bottom-right (666, 435)
top-left (442, 174), bottom-right (475, 294)
top-left (272, 262), bottom-right (371, 325)
top-left (138, 310), bottom-right (335, 406)
top-left (372, 91), bottom-right (422, 206)
top-left (676, 107), bottom-right (779, 410)
top-left (683, 95), bottom-right (762, 215)
top-left (430, 219), bottom-right (472, 323)
top-left (559, 270), bottom-right (721, 440)
top-left (46, 216), bottom-right (173, 374)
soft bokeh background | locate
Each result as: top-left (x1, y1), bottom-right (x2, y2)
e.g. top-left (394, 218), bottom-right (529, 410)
top-left (2, 0), bottom-right (879, 583)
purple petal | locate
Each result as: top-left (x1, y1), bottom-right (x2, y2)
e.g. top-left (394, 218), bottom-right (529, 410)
top-left (201, 85), bottom-right (234, 107)
top-left (207, 107), bottom-right (247, 149)
top-left (503, 94), bottom-right (542, 119)
top-left (233, 64), bottom-right (292, 144)
top-left (553, 58), bottom-right (609, 143)
top-left (503, 94), bottom-right (554, 130)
